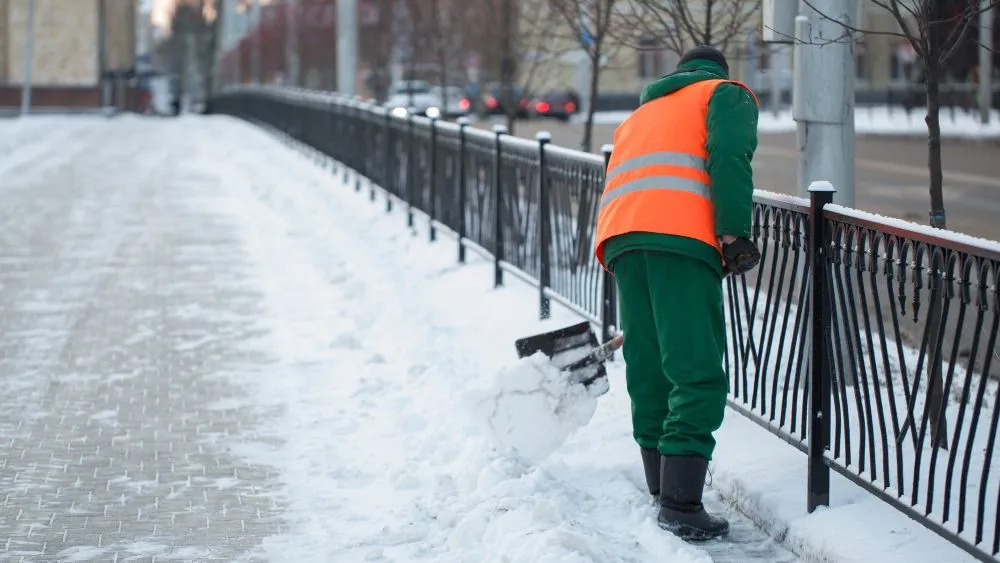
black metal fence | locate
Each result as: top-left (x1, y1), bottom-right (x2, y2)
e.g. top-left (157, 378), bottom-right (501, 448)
top-left (209, 86), bottom-right (1000, 562)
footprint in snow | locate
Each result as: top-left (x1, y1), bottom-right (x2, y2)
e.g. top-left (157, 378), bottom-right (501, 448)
top-left (330, 332), bottom-right (362, 349)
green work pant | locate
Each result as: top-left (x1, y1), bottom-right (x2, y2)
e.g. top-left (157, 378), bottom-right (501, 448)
top-left (613, 250), bottom-right (729, 460)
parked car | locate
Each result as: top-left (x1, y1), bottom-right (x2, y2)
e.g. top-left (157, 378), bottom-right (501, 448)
top-left (479, 82), bottom-right (530, 119)
top-left (431, 85), bottom-right (473, 119)
top-left (384, 80), bottom-right (442, 118)
top-left (529, 90), bottom-right (581, 121)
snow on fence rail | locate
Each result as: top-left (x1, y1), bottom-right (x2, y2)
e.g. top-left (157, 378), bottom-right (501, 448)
top-left (209, 85), bottom-right (1000, 562)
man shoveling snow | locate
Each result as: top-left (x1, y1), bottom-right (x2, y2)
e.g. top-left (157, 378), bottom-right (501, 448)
top-left (476, 45), bottom-right (762, 546)
top-left (592, 45), bottom-right (761, 542)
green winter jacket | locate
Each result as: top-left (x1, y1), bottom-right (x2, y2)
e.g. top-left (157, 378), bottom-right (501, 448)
top-left (602, 59), bottom-right (759, 278)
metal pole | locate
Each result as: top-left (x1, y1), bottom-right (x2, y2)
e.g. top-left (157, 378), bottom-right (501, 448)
top-left (251, 0), bottom-right (261, 84)
top-left (20, 0), bottom-right (35, 116)
top-left (794, 0), bottom-right (856, 208)
top-left (979, 0), bottom-right (993, 124)
top-left (577, 0), bottom-right (592, 121)
top-left (286, 0), bottom-right (300, 86)
top-left (337, 0), bottom-right (358, 95)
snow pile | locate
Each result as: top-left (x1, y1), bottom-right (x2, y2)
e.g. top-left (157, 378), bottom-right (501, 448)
top-left (580, 106), bottom-right (1000, 139)
top-left (471, 352), bottom-right (600, 464)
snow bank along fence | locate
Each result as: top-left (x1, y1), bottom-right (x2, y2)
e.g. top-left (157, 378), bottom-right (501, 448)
top-left (210, 86), bottom-right (1000, 562)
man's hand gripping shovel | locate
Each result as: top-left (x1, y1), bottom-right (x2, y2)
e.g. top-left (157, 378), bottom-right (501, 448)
top-left (514, 321), bottom-right (624, 396)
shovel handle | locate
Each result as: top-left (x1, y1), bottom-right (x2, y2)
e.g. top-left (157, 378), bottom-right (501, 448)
top-left (609, 333), bottom-right (624, 350)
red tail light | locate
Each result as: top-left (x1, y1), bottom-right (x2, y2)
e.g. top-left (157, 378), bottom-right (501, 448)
top-left (535, 101), bottom-right (550, 113)
top-left (458, 97), bottom-right (470, 110)
top-left (564, 101), bottom-right (576, 112)
top-left (485, 95), bottom-right (498, 108)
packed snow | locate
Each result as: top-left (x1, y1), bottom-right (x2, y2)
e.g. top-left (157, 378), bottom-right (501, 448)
top-left (1, 112), bottom-right (990, 563)
top-left (579, 105), bottom-right (1000, 139)
top-left (469, 352), bottom-right (602, 465)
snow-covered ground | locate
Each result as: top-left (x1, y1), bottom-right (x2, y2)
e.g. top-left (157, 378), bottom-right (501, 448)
top-left (0, 113), bottom-right (990, 562)
top-left (576, 105), bottom-right (1000, 139)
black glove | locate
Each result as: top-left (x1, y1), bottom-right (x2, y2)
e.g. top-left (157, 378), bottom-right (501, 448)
top-left (722, 237), bottom-right (761, 276)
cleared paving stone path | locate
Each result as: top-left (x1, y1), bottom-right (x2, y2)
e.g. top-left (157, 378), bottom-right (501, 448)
top-left (0, 117), bottom-right (284, 561)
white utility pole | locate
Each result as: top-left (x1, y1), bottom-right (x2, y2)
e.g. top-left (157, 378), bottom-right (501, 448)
top-left (21, 0), bottom-right (35, 116)
top-left (793, 0), bottom-right (856, 208)
top-left (285, 0), bottom-right (300, 87)
top-left (251, 0), bottom-right (261, 84)
top-left (979, 0), bottom-right (993, 124)
top-left (337, 0), bottom-right (358, 95)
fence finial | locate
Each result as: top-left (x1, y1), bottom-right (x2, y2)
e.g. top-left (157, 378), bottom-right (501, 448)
top-left (492, 124), bottom-right (508, 134)
top-left (536, 131), bottom-right (551, 142)
top-left (808, 180), bottom-right (836, 193)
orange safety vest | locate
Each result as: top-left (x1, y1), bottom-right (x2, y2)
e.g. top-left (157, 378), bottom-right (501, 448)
top-left (594, 78), bottom-right (758, 271)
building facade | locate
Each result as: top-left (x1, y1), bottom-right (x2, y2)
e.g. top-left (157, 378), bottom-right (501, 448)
top-left (0, 0), bottom-right (137, 109)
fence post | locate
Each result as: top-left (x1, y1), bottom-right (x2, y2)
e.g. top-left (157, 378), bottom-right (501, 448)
top-left (537, 131), bottom-right (552, 320)
top-left (370, 108), bottom-right (378, 202)
top-left (492, 124), bottom-right (508, 288)
top-left (406, 114), bottom-right (415, 227)
top-left (600, 144), bottom-right (618, 355)
top-left (457, 117), bottom-right (469, 264)
top-left (342, 100), bottom-right (351, 184)
top-left (355, 101), bottom-right (364, 192)
top-left (807, 179), bottom-right (836, 512)
top-left (429, 116), bottom-right (438, 242)
top-left (385, 111), bottom-right (393, 213)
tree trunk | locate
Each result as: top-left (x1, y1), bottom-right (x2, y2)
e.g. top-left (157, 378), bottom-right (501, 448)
top-left (500, 0), bottom-right (516, 135)
top-left (923, 58), bottom-right (949, 451)
top-left (925, 71), bottom-right (946, 230)
top-left (703, 0), bottom-right (713, 45)
top-left (582, 48), bottom-right (601, 153)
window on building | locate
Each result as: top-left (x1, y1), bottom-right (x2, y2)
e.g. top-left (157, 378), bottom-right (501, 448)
top-left (638, 37), bottom-right (668, 79)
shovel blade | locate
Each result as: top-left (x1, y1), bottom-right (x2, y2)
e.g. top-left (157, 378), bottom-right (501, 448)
top-left (515, 321), bottom-right (610, 394)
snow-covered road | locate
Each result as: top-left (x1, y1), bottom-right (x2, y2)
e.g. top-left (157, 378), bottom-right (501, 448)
top-left (0, 114), bottom-right (797, 562)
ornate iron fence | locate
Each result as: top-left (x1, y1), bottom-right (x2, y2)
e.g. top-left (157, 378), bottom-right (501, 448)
top-left (209, 86), bottom-right (1000, 562)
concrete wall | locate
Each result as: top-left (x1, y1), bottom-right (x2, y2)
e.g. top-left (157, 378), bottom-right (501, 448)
top-left (103, 0), bottom-right (137, 72)
top-left (6, 0), bottom-right (100, 86)
top-left (0, 0), bottom-right (8, 83)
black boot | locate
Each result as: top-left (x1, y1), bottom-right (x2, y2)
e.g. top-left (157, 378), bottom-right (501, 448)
top-left (657, 455), bottom-right (729, 541)
top-left (640, 447), bottom-right (661, 498)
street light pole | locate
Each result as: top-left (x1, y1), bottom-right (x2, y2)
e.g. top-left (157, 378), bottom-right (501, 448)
top-left (979, 0), bottom-right (993, 124)
top-left (337, 0), bottom-right (358, 95)
top-left (251, 0), bottom-right (261, 84)
top-left (21, 0), bottom-right (35, 116)
top-left (286, 0), bottom-right (300, 86)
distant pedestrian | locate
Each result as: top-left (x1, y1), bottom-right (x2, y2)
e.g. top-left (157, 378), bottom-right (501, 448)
top-left (593, 45), bottom-right (761, 542)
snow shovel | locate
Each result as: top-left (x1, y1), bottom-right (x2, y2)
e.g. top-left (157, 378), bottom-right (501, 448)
top-left (515, 321), bottom-right (624, 394)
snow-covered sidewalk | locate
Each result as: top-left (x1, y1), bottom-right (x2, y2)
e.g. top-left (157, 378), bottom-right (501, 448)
top-left (0, 113), bottom-right (984, 562)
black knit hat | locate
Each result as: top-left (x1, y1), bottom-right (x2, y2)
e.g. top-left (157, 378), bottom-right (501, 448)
top-left (678, 45), bottom-right (729, 76)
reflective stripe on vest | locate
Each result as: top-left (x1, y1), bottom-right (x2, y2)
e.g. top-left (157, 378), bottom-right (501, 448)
top-left (593, 78), bottom-right (758, 271)
top-left (600, 152), bottom-right (711, 210)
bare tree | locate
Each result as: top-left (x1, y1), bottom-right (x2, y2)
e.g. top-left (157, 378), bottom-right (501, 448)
top-left (795, 0), bottom-right (996, 452)
top-left (360, 0), bottom-right (398, 102)
top-left (546, 0), bottom-right (626, 152)
top-left (797, 0), bottom-right (994, 232)
top-left (472, 0), bottom-right (564, 133)
top-left (428, 0), bottom-right (472, 103)
top-left (614, 0), bottom-right (762, 57)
